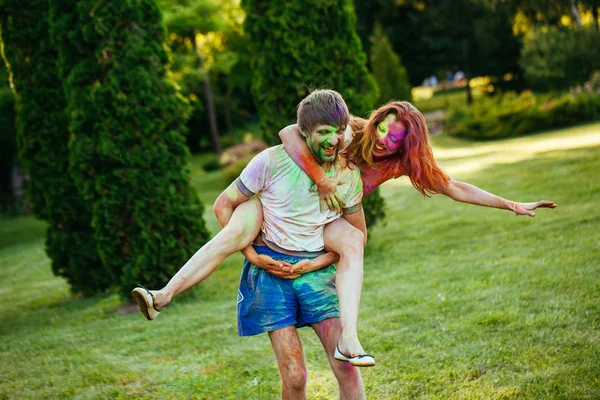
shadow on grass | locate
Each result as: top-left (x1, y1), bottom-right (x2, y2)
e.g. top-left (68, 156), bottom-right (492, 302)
top-left (0, 215), bottom-right (47, 249)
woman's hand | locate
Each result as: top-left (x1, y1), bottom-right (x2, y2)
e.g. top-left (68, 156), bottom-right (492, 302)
top-left (317, 177), bottom-right (345, 213)
top-left (513, 200), bottom-right (557, 217)
top-left (288, 259), bottom-right (316, 276)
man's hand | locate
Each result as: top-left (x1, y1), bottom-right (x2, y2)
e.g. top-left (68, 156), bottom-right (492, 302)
top-left (514, 200), bottom-right (557, 217)
top-left (254, 254), bottom-right (300, 279)
top-left (317, 177), bottom-right (345, 213)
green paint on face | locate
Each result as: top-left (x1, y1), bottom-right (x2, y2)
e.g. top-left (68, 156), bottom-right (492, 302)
top-left (306, 124), bottom-right (345, 164)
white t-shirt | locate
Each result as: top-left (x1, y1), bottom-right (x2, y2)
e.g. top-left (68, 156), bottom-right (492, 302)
top-left (236, 145), bottom-right (362, 253)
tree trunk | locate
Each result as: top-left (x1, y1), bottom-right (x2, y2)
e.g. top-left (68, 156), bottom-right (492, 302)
top-left (569, 0), bottom-right (582, 27)
top-left (462, 39), bottom-right (472, 105)
top-left (465, 77), bottom-right (473, 104)
top-left (593, 3), bottom-right (599, 31)
top-left (195, 46), bottom-right (222, 155)
top-left (224, 84), bottom-right (233, 134)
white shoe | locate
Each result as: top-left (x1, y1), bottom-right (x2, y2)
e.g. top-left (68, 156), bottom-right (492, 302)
top-left (131, 286), bottom-right (161, 321)
top-left (334, 345), bottom-right (375, 367)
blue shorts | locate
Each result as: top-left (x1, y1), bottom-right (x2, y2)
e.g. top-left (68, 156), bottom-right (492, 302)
top-left (237, 245), bottom-right (339, 336)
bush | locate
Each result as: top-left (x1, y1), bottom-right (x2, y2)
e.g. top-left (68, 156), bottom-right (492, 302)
top-left (1, 0), bottom-right (107, 295)
top-left (50, 0), bottom-right (210, 296)
top-left (201, 154), bottom-right (223, 172)
top-left (520, 27), bottom-right (600, 91)
top-left (223, 155), bottom-right (254, 184)
top-left (362, 188), bottom-right (385, 228)
top-left (445, 90), bottom-right (600, 140)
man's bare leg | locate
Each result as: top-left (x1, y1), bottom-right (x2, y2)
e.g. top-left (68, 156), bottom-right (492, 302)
top-left (323, 218), bottom-right (366, 357)
top-left (313, 318), bottom-right (365, 400)
top-left (151, 197), bottom-right (263, 309)
top-left (269, 326), bottom-right (308, 400)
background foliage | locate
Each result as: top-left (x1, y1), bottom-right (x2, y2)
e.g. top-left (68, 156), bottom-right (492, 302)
top-left (0, 64), bottom-right (16, 211)
top-left (520, 27), bottom-right (600, 91)
top-left (370, 23), bottom-right (412, 106)
top-left (158, 0), bottom-right (255, 153)
top-left (0, 0), bottom-right (106, 295)
top-left (242, 0), bottom-right (379, 145)
top-left (49, 0), bottom-right (209, 295)
top-left (445, 89), bottom-right (600, 139)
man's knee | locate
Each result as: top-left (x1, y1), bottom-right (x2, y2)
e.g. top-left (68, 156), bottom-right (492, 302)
top-left (281, 361), bottom-right (307, 392)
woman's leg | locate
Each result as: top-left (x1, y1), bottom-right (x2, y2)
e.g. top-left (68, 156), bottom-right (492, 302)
top-left (151, 197), bottom-right (263, 309)
top-left (323, 218), bottom-right (366, 357)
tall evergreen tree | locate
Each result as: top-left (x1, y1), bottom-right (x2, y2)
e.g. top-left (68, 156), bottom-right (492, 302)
top-left (242, 0), bottom-right (385, 228)
top-left (370, 23), bottom-right (412, 106)
top-left (0, 0), bottom-right (107, 295)
top-left (49, 0), bottom-right (210, 294)
top-left (0, 62), bottom-right (17, 206)
top-left (242, 0), bottom-right (379, 144)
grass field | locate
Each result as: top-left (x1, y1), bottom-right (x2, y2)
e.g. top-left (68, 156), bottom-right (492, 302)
top-left (1, 123), bottom-right (599, 399)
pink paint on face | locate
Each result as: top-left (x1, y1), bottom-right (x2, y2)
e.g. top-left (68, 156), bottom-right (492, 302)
top-left (372, 114), bottom-right (406, 158)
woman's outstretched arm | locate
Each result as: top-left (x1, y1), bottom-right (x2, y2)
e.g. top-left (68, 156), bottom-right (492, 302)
top-left (279, 124), bottom-right (344, 212)
top-left (440, 179), bottom-right (556, 216)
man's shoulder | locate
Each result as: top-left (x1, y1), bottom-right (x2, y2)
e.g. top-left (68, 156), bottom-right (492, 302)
top-left (249, 145), bottom-right (285, 164)
top-left (256, 144), bottom-right (284, 156)
top-left (332, 156), bottom-right (361, 179)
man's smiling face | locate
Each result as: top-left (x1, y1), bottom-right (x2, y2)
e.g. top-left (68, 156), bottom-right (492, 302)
top-left (305, 124), bottom-right (345, 164)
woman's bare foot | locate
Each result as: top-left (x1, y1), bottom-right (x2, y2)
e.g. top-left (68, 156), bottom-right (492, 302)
top-left (149, 289), bottom-right (171, 311)
top-left (335, 334), bottom-right (375, 367)
top-left (338, 334), bottom-right (366, 357)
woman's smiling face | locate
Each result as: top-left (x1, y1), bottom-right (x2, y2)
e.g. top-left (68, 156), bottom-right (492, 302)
top-left (373, 114), bottom-right (407, 158)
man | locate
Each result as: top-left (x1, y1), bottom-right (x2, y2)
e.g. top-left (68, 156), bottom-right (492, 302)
top-left (213, 89), bottom-right (366, 399)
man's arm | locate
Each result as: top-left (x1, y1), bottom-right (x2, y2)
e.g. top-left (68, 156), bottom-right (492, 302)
top-left (213, 182), bottom-right (251, 227)
top-left (342, 206), bottom-right (367, 245)
top-left (214, 182), bottom-right (294, 272)
top-left (279, 124), bottom-right (344, 211)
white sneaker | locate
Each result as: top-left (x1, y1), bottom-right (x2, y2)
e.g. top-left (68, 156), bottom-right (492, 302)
top-left (131, 286), bottom-right (161, 321)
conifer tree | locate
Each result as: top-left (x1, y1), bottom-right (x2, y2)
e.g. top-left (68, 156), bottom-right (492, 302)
top-left (370, 23), bottom-right (412, 105)
top-left (242, 0), bottom-right (385, 227)
top-left (49, 0), bottom-right (210, 294)
top-left (242, 0), bottom-right (379, 144)
top-left (0, 0), bottom-right (107, 294)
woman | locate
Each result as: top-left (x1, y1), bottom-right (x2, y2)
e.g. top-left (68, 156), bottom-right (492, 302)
top-left (133, 100), bottom-right (555, 367)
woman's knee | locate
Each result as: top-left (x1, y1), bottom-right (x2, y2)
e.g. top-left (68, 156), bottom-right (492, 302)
top-left (222, 201), bottom-right (262, 243)
top-left (346, 228), bottom-right (365, 248)
top-left (330, 227), bottom-right (364, 256)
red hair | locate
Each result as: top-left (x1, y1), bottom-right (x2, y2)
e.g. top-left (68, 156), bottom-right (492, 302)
top-left (348, 101), bottom-right (449, 196)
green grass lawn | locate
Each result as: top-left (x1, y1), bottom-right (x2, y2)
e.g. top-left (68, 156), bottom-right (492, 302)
top-left (1, 123), bottom-right (599, 399)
